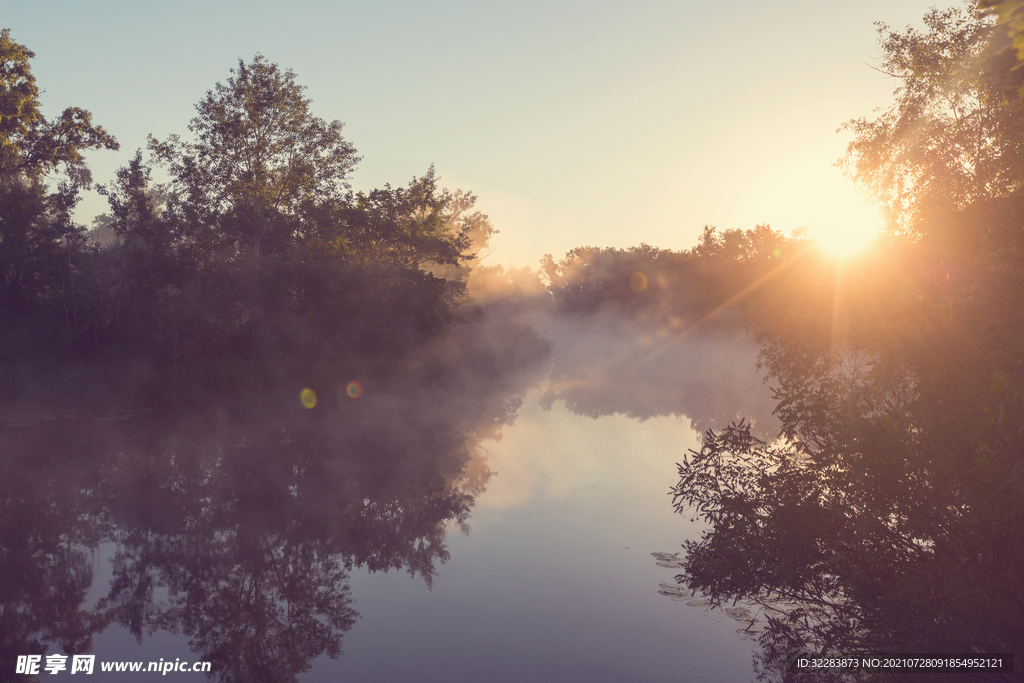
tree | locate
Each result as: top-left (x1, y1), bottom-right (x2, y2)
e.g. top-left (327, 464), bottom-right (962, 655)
top-left (0, 28), bottom-right (118, 184)
top-left (838, 7), bottom-right (1024, 238)
top-left (300, 166), bottom-right (477, 273)
top-left (146, 54), bottom-right (367, 344)
top-left (0, 29), bottom-right (117, 344)
top-left (671, 7), bottom-right (1024, 676)
top-left (136, 56), bottom-right (488, 376)
top-left (978, 0), bottom-right (1024, 64)
top-left (86, 151), bottom-right (185, 344)
top-left (149, 55), bottom-right (359, 271)
top-left (540, 226), bottom-right (798, 322)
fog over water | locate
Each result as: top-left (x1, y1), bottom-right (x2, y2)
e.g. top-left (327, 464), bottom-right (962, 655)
top-left (0, 307), bottom-right (778, 682)
top-left (535, 311), bottom-right (778, 439)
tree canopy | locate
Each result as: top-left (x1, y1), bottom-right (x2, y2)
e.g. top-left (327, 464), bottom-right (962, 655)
top-left (978, 0), bottom-right (1024, 64)
top-left (670, 7), bottom-right (1024, 676)
top-left (148, 55), bottom-right (359, 267)
top-left (0, 28), bottom-right (117, 183)
top-left (0, 42), bottom-right (496, 400)
top-left (839, 7), bottom-right (1024, 238)
top-left (0, 29), bottom-right (118, 340)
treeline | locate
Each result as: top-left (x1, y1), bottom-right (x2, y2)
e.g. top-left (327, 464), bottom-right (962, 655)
top-left (537, 224), bottom-right (801, 328)
top-left (0, 20), bottom-right (810, 414)
top-left (0, 38), bottom-right (497, 401)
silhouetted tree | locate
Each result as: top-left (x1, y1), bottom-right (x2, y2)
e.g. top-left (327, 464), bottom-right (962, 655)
top-left (0, 29), bottom-right (117, 348)
top-left (542, 227), bottom-right (798, 326)
top-left (671, 8), bottom-right (1024, 677)
top-left (149, 55), bottom-right (357, 271)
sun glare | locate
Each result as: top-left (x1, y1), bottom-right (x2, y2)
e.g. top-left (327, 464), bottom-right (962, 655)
top-left (811, 224), bottom-right (876, 258)
top-left (799, 187), bottom-right (882, 258)
top-left (734, 146), bottom-right (884, 261)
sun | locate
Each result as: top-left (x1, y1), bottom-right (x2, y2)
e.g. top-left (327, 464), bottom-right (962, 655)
top-left (733, 145), bottom-right (884, 260)
top-left (811, 224), bottom-right (876, 258)
top-left (803, 189), bottom-right (883, 258)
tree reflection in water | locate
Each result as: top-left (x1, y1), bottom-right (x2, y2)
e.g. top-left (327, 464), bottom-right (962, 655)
top-left (0, 324), bottom-right (548, 682)
top-left (0, 306), bottom-right (792, 681)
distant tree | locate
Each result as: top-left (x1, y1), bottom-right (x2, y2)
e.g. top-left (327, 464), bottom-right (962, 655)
top-left (542, 226), bottom-right (797, 324)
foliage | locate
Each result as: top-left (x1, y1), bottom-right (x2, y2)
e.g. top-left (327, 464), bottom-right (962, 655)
top-left (0, 175), bottom-right (56, 321)
top-left (0, 29), bottom-right (118, 354)
top-left (838, 7), bottom-right (1024, 238)
top-left (541, 243), bottom-right (674, 314)
top-left (0, 45), bottom-right (494, 398)
top-left (676, 290), bottom-right (1024, 676)
top-left (301, 166), bottom-right (478, 272)
top-left (79, 151), bottom-right (186, 345)
top-left (123, 56), bottom-right (480, 380)
top-left (0, 28), bottom-right (117, 183)
top-left (978, 0), bottom-right (1024, 65)
top-left (672, 7), bottom-right (1024, 677)
top-left (148, 55), bottom-right (358, 266)
top-left (541, 225), bottom-right (800, 329)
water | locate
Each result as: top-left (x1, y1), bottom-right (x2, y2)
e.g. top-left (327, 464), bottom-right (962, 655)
top-left (318, 398), bottom-right (760, 682)
top-left (1, 317), bottom-right (777, 682)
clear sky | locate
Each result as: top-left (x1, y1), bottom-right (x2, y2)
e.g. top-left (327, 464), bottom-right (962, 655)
top-left (6, 0), bottom-right (956, 269)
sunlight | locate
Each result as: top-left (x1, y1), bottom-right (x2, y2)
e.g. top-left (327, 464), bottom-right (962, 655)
top-left (733, 146), bottom-right (884, 260)
top-left (810, 223), bottom-right (876, 258)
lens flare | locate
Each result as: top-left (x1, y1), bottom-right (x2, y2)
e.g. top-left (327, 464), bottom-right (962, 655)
top-left (629, 272), bottom-right (648, 292)
top-left (300, 388), bottom-right (317, 409)
top-left (346, 381), bottom-right (362, 399)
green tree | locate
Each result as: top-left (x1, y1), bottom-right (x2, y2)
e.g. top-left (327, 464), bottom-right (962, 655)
top-left (149, 55), bottom-right (359, 274)
top-left (0, 28), bottom-right (117, 183)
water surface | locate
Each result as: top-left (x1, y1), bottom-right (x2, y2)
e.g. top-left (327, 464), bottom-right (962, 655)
top-left (2, 318), bottom-right (776, 682)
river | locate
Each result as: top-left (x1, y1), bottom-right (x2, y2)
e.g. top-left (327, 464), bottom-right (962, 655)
top-left (2, 314), bottom-right (778, 682)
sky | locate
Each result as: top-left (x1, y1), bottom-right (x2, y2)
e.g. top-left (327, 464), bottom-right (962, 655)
top-left (7, 0), bottom-right (958, 269)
